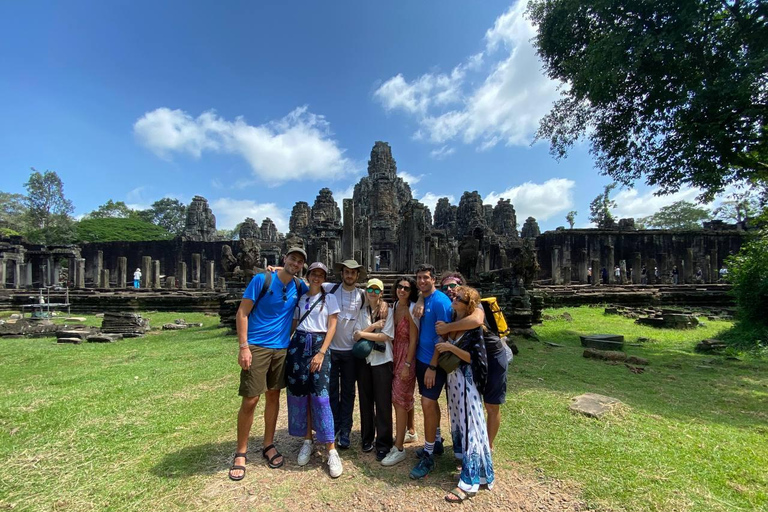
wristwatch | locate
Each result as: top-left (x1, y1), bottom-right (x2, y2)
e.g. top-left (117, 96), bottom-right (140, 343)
top-left (428, 364), bottom-right (437, 371)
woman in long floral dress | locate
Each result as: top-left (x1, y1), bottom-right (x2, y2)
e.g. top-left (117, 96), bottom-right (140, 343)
top-left (435, 285), bottom-right (494, 503)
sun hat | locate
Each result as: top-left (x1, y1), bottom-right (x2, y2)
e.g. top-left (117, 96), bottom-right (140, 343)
top-left (333, 259), bottom-right (367, 280)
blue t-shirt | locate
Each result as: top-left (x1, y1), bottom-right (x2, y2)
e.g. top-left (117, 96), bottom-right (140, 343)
top-left (243, 272), bottom-right (308, 349)
top-left (416, 289), bottom-right (453, 364)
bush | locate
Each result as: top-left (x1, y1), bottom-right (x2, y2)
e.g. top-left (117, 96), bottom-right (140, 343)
top-left (725, 228), bottom-right (768, 349)
top-left (75, 217), bottom-right (174, 242)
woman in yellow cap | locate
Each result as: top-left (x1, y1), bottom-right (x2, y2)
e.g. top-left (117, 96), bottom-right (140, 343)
top-left (352, 278), bottom-right (394, 461)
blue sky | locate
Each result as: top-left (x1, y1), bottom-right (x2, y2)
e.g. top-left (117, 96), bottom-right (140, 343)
top-left (0, 0), bottom-right (721, 233)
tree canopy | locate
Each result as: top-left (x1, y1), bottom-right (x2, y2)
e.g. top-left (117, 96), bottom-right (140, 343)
top-left (87, 200), bottom-right (134, 219)
top-left (637, 200), bottom-right (711, 229)
top-left (75, 217), bottom-right (174, 242)
top-left (24, 169), bottom-right (75, 244)
top-left (589, 183), bottom-right (617, 228)
top-left (528, 0), bottom-right (768, 200)
top-left (136, 198), bottom-right (187, 235)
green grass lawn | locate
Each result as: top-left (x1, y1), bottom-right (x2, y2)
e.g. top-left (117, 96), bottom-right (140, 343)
top-left (0, 308), bottom-right (766, 511)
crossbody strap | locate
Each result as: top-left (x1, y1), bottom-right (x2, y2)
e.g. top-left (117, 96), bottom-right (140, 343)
top-left (296, 294), bottom-right (324, 330)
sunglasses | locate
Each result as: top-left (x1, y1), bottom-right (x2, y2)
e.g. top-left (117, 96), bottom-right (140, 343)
top-left (441, 283), bottom-right (459, 291)
top-left (455, 296), bottom-right (469, 305)
top-left (366, 288), bottom-right (382, 295)
top-left (396, 284), bottom-right (411, 291)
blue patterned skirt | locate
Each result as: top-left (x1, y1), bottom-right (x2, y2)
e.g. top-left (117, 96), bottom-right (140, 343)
top-left (286, 330), bottom-right (334, 443)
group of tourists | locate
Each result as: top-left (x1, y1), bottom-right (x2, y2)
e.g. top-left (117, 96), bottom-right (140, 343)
top-left (229, 247), bottom-right (511, 503)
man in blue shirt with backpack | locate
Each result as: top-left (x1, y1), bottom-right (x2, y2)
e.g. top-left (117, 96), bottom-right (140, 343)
top-left (228, 247), bottom-right (309, 481)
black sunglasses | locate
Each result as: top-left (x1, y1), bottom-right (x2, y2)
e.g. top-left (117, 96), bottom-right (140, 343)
top-left (396, 284), bottom-right (411, 291)
top-left (366, 288), bottom-right (382, 295)
top-left (455, 296), bottom-right (469, 305)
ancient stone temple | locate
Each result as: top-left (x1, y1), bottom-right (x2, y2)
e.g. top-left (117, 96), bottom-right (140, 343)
top-left (287, 188), bottom-right (343, 268)
top-left (182, 196), bottom-right (217, 241)
top-left (238, 218), bottom-right (259, 240)
top-left (260, 218), bottom-right (279, 242)
top-left (521, 217), bottom-right (541, 239)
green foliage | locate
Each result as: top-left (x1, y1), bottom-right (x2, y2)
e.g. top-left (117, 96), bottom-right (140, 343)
top-left (588, 183), bottom-right (616, 228)
top-left (0, 191), bottom-right (28, 235)
top-left (725, 229), bottom-right (768, 341)
top-left (136, 198), bottom-right (187, 235)
top-left (565, 210), bottom-right (576, 229)
top-left (87, 199), bottom-right (134, 219)
top-left (528, 0), bottom-right (768, 200)
top-left (23, 168), bottom-right (75, 244)
top-left (636, 200), bottom-right (711, 229)
top-left (75, 217), bottom-right (173, 242)
top-left (714, 187), bottom-right (762, 224)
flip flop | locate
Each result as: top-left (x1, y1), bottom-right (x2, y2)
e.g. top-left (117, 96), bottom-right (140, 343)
top-left (228, 452), bottom-right (247, 481)
top-left (262, 443), bottom-right (284, 469)
top-left (444, 487), bottom-right (476, 504)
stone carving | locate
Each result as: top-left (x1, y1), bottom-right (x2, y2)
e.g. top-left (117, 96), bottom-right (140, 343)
top-left (312, 188), bottom-right (341, 225)
top-left (260, 218), bottom-right (278, 242)
top-left (617, 218), bottom-right (636, 231)
top-left (289, 202), bottom-right (312, 236)
top-left (491, 199), bottom-right (518, 237)
top-left (239, 217), bottom-right (260, 239)
top-left (182, 196), bottom-right (217, 241)
top-left (433, 197), bottom-right (457, 232)
top-left (456, 191), bottom-right (487, 239)
top-left (521, 217), bottom-right (541, 239)
top-left (221, 245), bottom-right (238, 273)
top-left (237, 239), bottom-right (262, 275)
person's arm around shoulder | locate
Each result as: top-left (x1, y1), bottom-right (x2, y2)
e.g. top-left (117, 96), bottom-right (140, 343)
top-left (436, 305), bottom-right (484, 336)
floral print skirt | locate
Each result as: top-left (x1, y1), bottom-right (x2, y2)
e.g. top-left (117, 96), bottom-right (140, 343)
top-left (286, 330), bottom-right (334, 443)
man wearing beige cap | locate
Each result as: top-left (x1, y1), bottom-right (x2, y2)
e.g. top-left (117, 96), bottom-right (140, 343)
top-left (229, 247), bottom-right (308, 481)
top-left (323, 259), bottom-right (368, 449)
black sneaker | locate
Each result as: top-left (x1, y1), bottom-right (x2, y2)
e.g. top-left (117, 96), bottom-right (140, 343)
top-left (376, 450), bottom-right (388, 462)
top-left (362, 442), bottom-right (374, 453)
top-left (415, 439), bottom-right (444, 458)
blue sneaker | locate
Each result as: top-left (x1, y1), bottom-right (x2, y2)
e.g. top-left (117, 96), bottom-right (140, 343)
top-left (409, 452), bottom-right (435, 479)
top-left (337, 431), bottom-right (350, 450)
top-left (415, 439), bottom-right (444, 458)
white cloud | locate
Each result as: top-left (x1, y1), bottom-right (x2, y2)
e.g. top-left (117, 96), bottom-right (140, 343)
top-left (429, 145), bottom-right (456, 160)
top-left (332, 184), bottom-right (356, 203)
top-left (397, 171), bottom-right (424, 185)
top-left (134, 106), bottom-right (356, 185)
top-left (373, 0), bottom-right (561, 151)
top-left (210, 198), bottom-right (289, 233)
top-left (484, 178), bottom-right (574, 221)
top-left (420, 193), bottom-right (456, 215)
top-left (612, 187), bottom-right (703, 220)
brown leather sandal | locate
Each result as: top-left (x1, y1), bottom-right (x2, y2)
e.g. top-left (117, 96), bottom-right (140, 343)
top-left (228, 452), bottom-right (247, 481)
top-left (262, 443), bottom-right (284, 469)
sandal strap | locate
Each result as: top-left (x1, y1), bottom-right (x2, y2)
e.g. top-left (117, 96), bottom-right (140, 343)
top-left (261, 443), bottom-right (276, 456)
top-left (234, 452), bottom-right (248, 461)
top-left (229, 464), bottom-right (246, 471)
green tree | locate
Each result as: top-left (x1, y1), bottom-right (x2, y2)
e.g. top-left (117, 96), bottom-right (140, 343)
top-left (725, 229), bottom-right (768, 339)
top-left (75, 217), bottom-right (174, 242)
top-left (636, 200), bottom-right (711, 230)
top-left (0, 191), bottom-right (28, 236)
top-left (24, 169), bottom-right (75, 244)
top-left (137, 198), bottom-right (187, 235)
top-left (714, 189), bottom-right (761, 224)
top-left (565, 210), bottom-right (577, 229)
top-left (589, 183), bottom-right (616, 228)
top-left (87, 200), bottom-right (134, 219)
top-left (528, 0), bottom-right (768, 200)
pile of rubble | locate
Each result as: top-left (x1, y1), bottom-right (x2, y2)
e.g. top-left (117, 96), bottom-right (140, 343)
top-left (100, 312), bottom-right (150, 337)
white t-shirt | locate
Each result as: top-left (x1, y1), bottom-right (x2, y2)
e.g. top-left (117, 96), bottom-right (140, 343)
top-left (293, 292), bottom-right (340, 333)
top-left (354, 304), bottom-right (395, 366)
top-left (324, 283), bottom-right (365, 351)
top-left (133, 271), bottom-right (141, 280)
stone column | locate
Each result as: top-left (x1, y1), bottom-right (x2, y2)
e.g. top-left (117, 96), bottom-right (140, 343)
top-left (0, 259), bottom-right (6, 289)
top-left (166, 276), bottom-right (176, 289)
top-left (633, 253), bottom-right (642, 284)
top-left (619, 260), bottom-right (627, 284)
top-left (659, 254), bottom-right (669, 283)
top-left (14, 260), bottom-right (22, 289)
top-left (591, 258), bottom-right (600, 286)
top-left (550, 246), bottom-right (561, 285)
top-left (52, 259), bottom-right (61, 287)
top-left (563, 265), bottom-right (572, 284)
top-left (648, 258), bottom-right (657, 285)
top-left (710, 249), bottom-right (719, 281)
top-left (179, 262), bottom-right (187, 289)
top-left (117, 257), bottom-right (127, 289)
top-left (685, 248), bottom-right (694, 283)
top-left (25, 264), bottom-right (32, 289)
top-left (218, 277), bottom-right (226, 290)
top-left (606, 246), bottom-right (615, 284)
top-left (579, 249), bottom-right (588, 284)
top-left (76, 259), bottom-right (85, 289)
top-left (206, 260), bottom-right (215, 289)
top-left (153, 260), bottom-right (161, 289)
top-left (94, 251), bottom-right (103, 288)
top-left (704, 255), bottom-right (711, 284)
top-left (101, 269), bottom-right (110, 289)
top-left (141, 256), bottom-right (152, 289)
top-left (342, 198), bottom-right (354, 259)
top-left (192, 253), bottom-right (201, 288)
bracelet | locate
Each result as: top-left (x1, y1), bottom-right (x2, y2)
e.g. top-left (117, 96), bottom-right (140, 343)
top-left (319, 350), bottom-right (326, 355)
top-left (428, 364), bottom-right (437, 371)
top-left (239, 344), bottom-right (248, 349)
top-left (404, 361), bottom-right (411, 367)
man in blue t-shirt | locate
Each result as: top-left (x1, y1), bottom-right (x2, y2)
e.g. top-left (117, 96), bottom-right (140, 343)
top-left (228, 247), bottom-right (309, 481)
top-left (410, 263), bottom-right (453, 480)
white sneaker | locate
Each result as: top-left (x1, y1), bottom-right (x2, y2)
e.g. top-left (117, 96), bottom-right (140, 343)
top-left (381, 447), bottom-right (407, 466)
top-left (404, 431), bottom-right (419, 444)
top-left (327, 449), bottom-right (343, 478)
top-left (298, 439), bottom-right (312, 466)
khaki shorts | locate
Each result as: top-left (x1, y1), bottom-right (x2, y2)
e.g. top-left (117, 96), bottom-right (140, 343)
top-left (238, 345), bottom-right (287, 397)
